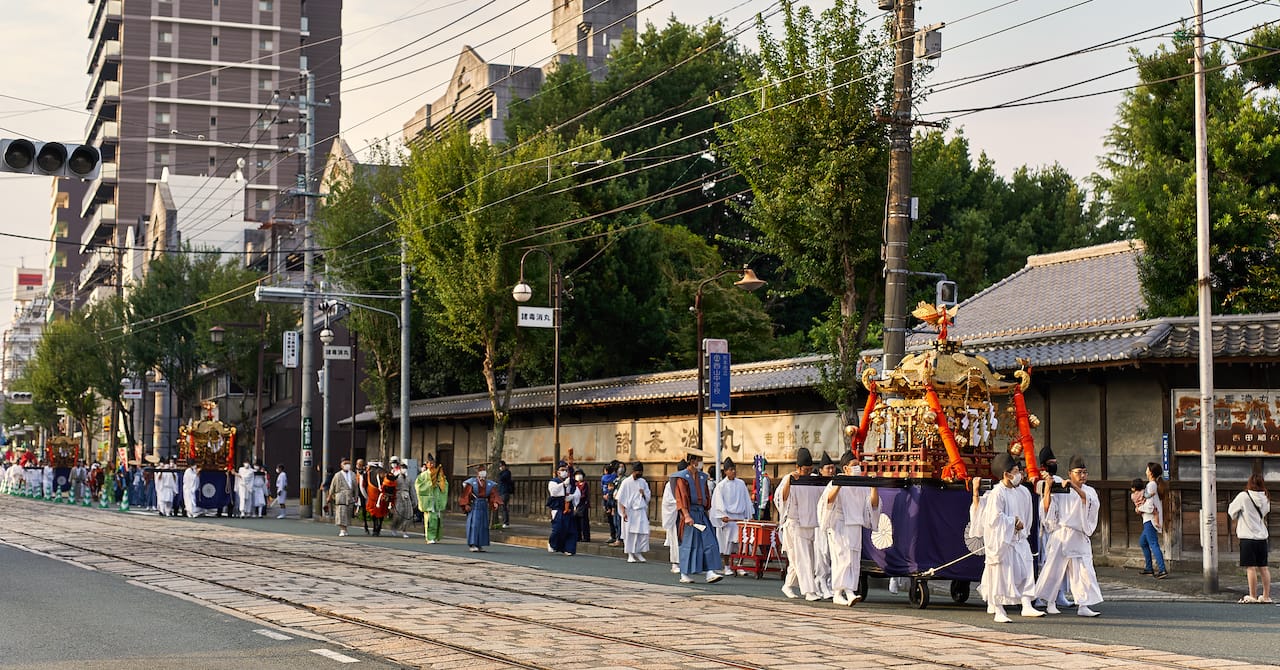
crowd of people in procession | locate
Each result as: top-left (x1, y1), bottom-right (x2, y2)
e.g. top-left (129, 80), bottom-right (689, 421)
top-left (5, 443), bottom-right (1272, 616)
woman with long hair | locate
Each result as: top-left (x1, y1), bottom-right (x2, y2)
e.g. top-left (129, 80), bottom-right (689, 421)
top-left (1138, 462), bottom-right (1168, 579)
top-left (415, 457), bottom-right (449, 544)
top-left (1229, 473), bottom-right (1272, 603)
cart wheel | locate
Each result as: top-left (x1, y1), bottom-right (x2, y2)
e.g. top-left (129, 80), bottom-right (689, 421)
top-left (949, 580), bottom-right (970, 604)
top-left (855, 573), bottom-right (869, 601)
top-left (908, 579), bottom-right (930, 609)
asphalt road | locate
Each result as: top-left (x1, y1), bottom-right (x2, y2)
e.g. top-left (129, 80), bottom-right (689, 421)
top-left (0, 542), bottom-right (396, 669)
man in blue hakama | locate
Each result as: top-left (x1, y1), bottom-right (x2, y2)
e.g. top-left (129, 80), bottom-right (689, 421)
top-left (672, 453), bottom-right (724, 584)
top-left (547, 461), bottom-right (581, 556)
top-left (459, 465), bottom-right (501, 552)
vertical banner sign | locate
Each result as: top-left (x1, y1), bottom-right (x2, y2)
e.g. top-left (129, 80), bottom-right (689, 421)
top-left (302, 417), bottom-right (313, 467)
top-left (1162, 433), bottom-right (1170, 479)
top-left (706, 338), bottom-right (731, 412)
top-left (283, 331), bottom-right (300, 369)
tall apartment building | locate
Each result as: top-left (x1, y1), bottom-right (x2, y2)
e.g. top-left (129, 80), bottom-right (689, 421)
top-left (402, 0), bottom-right (636, 145)
top-left (47, 178), bottom-right (89, 320)
top-left (79, 0), bottom-right (342, 296)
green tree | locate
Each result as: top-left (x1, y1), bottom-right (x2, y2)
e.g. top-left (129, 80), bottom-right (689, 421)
top-left (1099, 29), bottom-right (1280, 316)
top-left (83, 295), bottom-right (136, 450)
top-left (392, 124), bottom-right (584, 465)
top-left (717, 0), bottom-right (891, 423)
top-left (27, 314), bottom-right (103, 454)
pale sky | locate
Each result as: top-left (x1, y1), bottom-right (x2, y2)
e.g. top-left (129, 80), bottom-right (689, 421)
top-left (0, 0), bottom-right (1273, 325)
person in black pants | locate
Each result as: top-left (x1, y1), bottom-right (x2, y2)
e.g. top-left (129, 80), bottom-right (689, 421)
top-left (497, 460), bottom-right (514, 528)
top-left (574, 469), bottom-right (592, 542)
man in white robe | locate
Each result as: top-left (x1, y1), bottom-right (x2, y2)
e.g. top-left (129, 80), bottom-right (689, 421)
top-left (976, 452), bottom-right (1044, 623)
top-left (156, 463), bottom-right (178, 516)
top-left (660, 460), bottom-right (687, 574)
top-left (1032, 454), bottom-right (1102, 617)
top-left (616, 461), bottom-right (652, 562)
top-left (251, 463), bottom-right (268, 517)
top-left (236, 461), bottom-right (253, 517)
top-left (821, 452), bottom-right (879, 606)
top-left (183, 464), bottom-right (202, 517)
top-left (42, 463), bottom-right (54, 499)
top-left (776, 447), bottom-right (823, 601)
top-left (812, 452), bottom-right (837, 597)
top-left (710, 457), bottom-right (753, 576)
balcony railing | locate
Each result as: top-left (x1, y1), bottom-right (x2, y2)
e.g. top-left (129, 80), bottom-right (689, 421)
top-left (79, 202), bottom-right (116, 253)
top-left (87, 120), bottom-right (118, 149)
top-left (80, 162), bottom-right (117, 219)
top-left (87, 37), bottom-right (120, 74)
top-left (87, 0), bottom-right (122, 41)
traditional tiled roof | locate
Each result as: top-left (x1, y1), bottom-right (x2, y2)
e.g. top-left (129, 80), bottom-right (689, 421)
top-left (345, 355), bottom-right (828, 424)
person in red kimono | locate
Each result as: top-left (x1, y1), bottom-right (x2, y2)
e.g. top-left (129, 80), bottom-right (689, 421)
top-left (365, 465), bottom-right (392, 536)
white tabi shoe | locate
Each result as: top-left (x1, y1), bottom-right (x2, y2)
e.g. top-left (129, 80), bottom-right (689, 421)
top-left (338, 530), bottom-right (348, 537)
top-left (1046, 602), bottom-right (1061, 615)
top-left (679, 574), bottom-right (695, 583)
top-left (1020, 602), bottom-right (1045, 618)
top-left (993, 604), bottom-right (1012, 624)
top-left (706, 571), bottom-right (724, 584)
top-left (848, 593), bottom-right (863, 606)
top-left (547, 542), bottom-right (556, 553)
top-left (670, 564), bottom-right (681, 574)
top-left (781, 585), bottom-right (799, 599)
top-left (276, 513), bottom-right (285, 519)
top-left (1077, 605), bottom-right (1101, 617)
top-left (627, 555), bottom-right (638, 563)
top-left (987, 602), bottom-right (996, 614)
top-left (636, 554), bottom-right (646, 562)
top-left (804, 592), bottom-right (822, 601)
top-left (832, 591), bottom-right (851, 606)
top-left (722, 566), bottom-right (734, 576)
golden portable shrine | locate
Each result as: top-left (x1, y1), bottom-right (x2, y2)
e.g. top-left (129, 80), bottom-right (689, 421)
top-left (848, 302), bottom-right (1043, 484)
top-left (177, 403), bottom-right (237, 510)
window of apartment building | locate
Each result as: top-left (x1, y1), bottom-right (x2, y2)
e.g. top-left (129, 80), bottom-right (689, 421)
top-left (259, 38), bottom-right (274, 51)
top-left (259, 78), bottom-right (273, 91)
top-left (209, 157), bottom-right (217, 168)
top-left (210, 116), bottom-right (217, 127)
top-left (155, 153), bottom-right (170, 165)
top-left (211, 35), bottom-right (219, 47)
top-left (155, 111), bottom-right (171, 125)
top-left (211, 75), bottom-right (218, 86)
top-left (299, 55), bottom-right (308, 71)
top-left (258, 118), bottom-right (273, 131)
top-left (257, 197), bottom-right (271, 210)
top-left (158, 71), bottom-right (172, 83)
top-left (259, 0), bottom-right (273, 10)
top-left (159, 31), bottom-right (173, 43)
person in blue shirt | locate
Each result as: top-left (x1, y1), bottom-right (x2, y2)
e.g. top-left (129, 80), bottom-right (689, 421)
top-left (601, 462), bottom-right (620, 545)
top-left (547, 461), bottom-right (581, 555)
top-left (672, 452), bottom-right (724, 584)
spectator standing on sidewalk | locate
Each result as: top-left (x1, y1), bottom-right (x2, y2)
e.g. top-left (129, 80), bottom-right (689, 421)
top-left (415, 456), bottom-right (448, 544)
top-left (460, 464), bottom-right (501, 552)
top-left (274, 464), bottom-right (288, 518)
top-left (617, 461), bottom-right (651, 562)
top-left (496, 460), bottom-right (514, 528)
top-left (602, 462), bottom-right (620, 546)
top-left (387, 461), bottom-right (414, 538)
top-left (1137, 462), bottom-right (1169, 579)
top-left (1228, 473), bottom-right (1272, 604)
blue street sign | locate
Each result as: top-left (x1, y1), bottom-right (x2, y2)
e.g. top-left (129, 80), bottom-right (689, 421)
top-left (708, 351), bottom-right (731, 411)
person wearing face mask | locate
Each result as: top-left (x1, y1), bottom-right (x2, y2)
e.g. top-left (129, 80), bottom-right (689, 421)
top-left (812, 452), bottom-right (838, 599)
top-left (460, 464), bottom-right (501, 551)
top-left (573, 469), bottom-right (592, 543)
top-left (415, 455), bottom-right (448, 544)
top-left (661, 460), bottom-right (688, 573)
top-left (251, 460), bottom-right (268, 518)
top-left (235, 460), bottom-right (254, 518)
top-left (820, 452), bottom-right (879, 606)
top-left (1033, 445), bottom-right (1072, 610)
top-left (975, 452), bottom-right (1044, 623)
top-left (387, 461), bottom-right (414, 538)
top-left (547, 462), bottom-right (581, 556)
top-left (183, 462), bottom-right (202, 518)
top-left (616, 461), bottom-right (651, 562)
top-left (326, 458), bottom-right (358, 537)
top-left (672, 452), bottom-right (724, 584)
top-left (1032, 455), bottom-right (1103, 617)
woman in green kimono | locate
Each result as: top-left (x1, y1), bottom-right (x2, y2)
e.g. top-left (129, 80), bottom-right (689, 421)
top-left (415, 456), bottom-right (449, 544)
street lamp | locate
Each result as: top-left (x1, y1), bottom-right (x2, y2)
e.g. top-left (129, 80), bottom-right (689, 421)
top-left (694, 266), bottom-right (766, 463)
top-left (319, 325), bottom-right (335, 490)
top-left (208, 314), bottom-right (267, 465)
top-left (512, 249), bottom-right (562, 473)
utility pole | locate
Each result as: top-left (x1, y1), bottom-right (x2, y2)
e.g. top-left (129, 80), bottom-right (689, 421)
top-left (881, 0), bottom-right (916, 373)
top-left (1192, 0), bottom-right (1218, 594)
top-left (400, 237), bottom-right (411, 463)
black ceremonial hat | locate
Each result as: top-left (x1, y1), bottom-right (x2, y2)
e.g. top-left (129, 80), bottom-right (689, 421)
top-left (819, 452), bottom-right (834, 467)
top-left (721, 457), bottom-right (736, 470)
top-left (993, 451), bottom-right (1017, 475)
top-left (1038, 445), bottom-right (1056, 466)
top-left (839, 451), bottom-right (855, 468)
top-left (1068, 454), bottom-right (1087, 471)
top-left (795, 447), bottom-right (814, 467)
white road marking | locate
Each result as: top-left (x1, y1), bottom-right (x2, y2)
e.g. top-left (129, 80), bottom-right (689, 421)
top-left (254, 628), bottom-right (293, 641)
top-left (311, 648), bottom-right (360, 663)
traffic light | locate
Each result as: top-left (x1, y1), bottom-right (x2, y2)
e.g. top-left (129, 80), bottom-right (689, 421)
top-left (0, 139), bottom-right (101, 180)
top-left (6, 391), bottom-right (33, 405)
